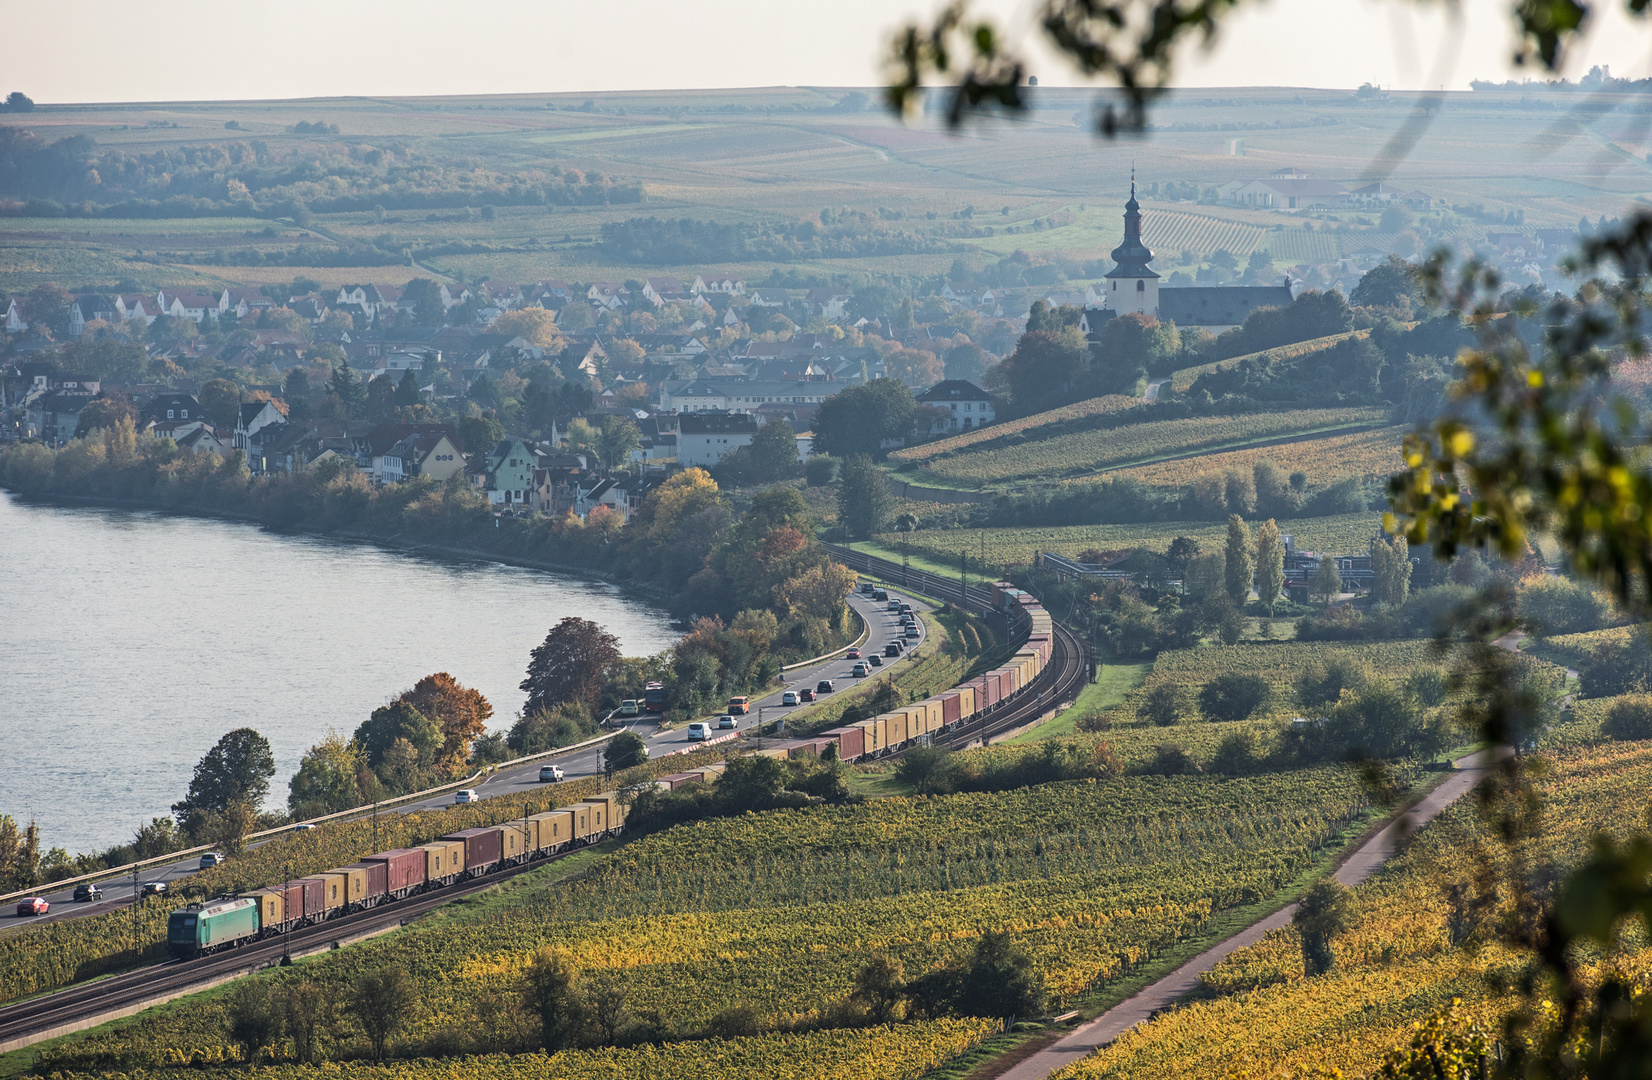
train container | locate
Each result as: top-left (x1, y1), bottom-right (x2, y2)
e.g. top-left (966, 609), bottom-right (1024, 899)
top-left (290, 876), bottom-right (331, 919)
top-left (530, 809), bottom-right (576, 852)
top-left (789, 738), bottom-right (835, 758)
top-left (958, 685), bottom-right (977, 717)
top-left (442, 826), bottom-right (504, 876)
top-left (883, 710), bottom-right (909, 746)
top-left (340, 862), bottom-right (387, 907)
top-left (827, 725), bottom-right (864, 760)
top-left (168, 897), bottom-right (260, 960)
top-left (983, 672), bottom-right (1003, 704)
top-left (300, 872), bottom-right (347, 915)
top-left (1000, 666), bottom-right (1019, 696)
top-left (418, 840), bottom-right (466, 885)
top-left (909, 704), bottom-right (933, 738)
top-left (689, 767), bottom-right (723, 784)
top-left (755, 747), bottom-right (790, 759)
top-left (1026, 635), bottom-right (1051, 663)
top-left (577, 799), bottom-right (613, 837)
top-left (853, 718), bottom-right (884, 756)
top-left (569, 803), bottom-right (593, 841)
top-left (498, 820), bottom-right (532, 863)
top-left (940, 691), bottom-right (962, 726)
top-left (990, 582), bottom-right (1016, 610)
top-left (365, 848), bottom-right (427, 897)
top-left (923, 700), bottom-right (945, 732)
top-left (657, 772), bottom-right (700, 790)
top-left (247, 889), bottom-right (287, 931)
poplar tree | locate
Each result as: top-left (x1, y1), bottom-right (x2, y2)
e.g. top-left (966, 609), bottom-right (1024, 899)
top-left (1224, 514), bottom-right (1254, 608)
top-left (1255, 518), bottom-right (1285, 615)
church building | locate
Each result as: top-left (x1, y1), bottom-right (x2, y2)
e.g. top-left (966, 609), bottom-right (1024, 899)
top-left (1084, 179), bottom-right (1294, 337)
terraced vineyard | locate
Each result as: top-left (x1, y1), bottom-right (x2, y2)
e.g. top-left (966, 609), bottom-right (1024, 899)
top-left (867, 512), bottom-right (1382, 573)
top-left (1051, 737), bottom-right (1652, 1080)
top-left (917, 407), bottom-right (1389, 488)
top-left (1101, 425), bottom-right (1406, 491)
top-left (39, 772), bottom-right (1373, 1072)
top-left (1168, 331), bottom-right (1369, 393)
top-left (891, 396), bottom-right (1142, 465)
top-left (1139, 210), bottom-right (1267, 257)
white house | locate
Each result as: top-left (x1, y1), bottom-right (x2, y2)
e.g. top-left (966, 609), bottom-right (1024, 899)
top-left (694, 274), bottom-right (746, 295)
top-left (677, 410), bottom-right (760, 467)
top-left (233, 400), bottom-right (286, 453)
top-left (158, 290), bottom-right (220, 323)
top-left (439, 283), bottom-right (472, 310)
top-left (916, 379), bottom-right (996, 434)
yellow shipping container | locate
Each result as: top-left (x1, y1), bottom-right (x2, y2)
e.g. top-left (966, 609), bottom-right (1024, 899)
top-left (419, 840), bottom-right (465, 880)
top-left (924, 700), bottom-right (945, 732)
top-left (883, 710), bottom-right (909, 745)
top-left (332, 866), bottom-right (370, 906)
top-left (958, 686), bottom-right (976, 718)
top-left (853, 718), bottom-right (882, 754)
top-left (249, 889), bottom-right (284, 927)
top-left (499, 821), bottom-right (532, 862)
top-left (530, 809), bottom-right (575, 851)
top-left (569, 803), bottom-right (593, 840)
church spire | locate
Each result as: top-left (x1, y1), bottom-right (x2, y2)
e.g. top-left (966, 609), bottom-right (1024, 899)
top-left (1106, 173), bottom-right (1157, 281)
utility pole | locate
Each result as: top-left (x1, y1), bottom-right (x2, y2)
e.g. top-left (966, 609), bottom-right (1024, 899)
top-left (372, 798), bottom-right (378, 854)
top-left (281, 862), bottom-right (292, 966)
top-left (131, 862), bottom-right (139, 954)
top-left (960, 550), bottom-right (967, 609)
top-left (522, 803), bottom-right (530, 864)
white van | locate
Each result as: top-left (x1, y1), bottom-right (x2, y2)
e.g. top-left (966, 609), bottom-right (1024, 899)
top-left (687, 721), bottom-right (711, 741)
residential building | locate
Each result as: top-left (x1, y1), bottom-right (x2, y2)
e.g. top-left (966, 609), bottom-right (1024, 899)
top-left (28, 387), bottom-right (95, 444)
top-left (439, 283), bottom-right (472, 310)
top-left (694, 274), bottom-right (746, 295)
top-left (658, 379), bottom-right (842, 413)
top-left (476, 437), bottom-right (544, 507)
top-left (677, 410), bottom-right (760, 467)
top-left (159, 290), bottom-right (220, 323)
top-left (142, 393), bottom-right (205, 427)
top-left (233, 400), bottom-right (286, 453)
top-left (916, 379), bottom-right (996, 434)
top-left (806, 288), bottom-right (851, 319)
top-left (69, 294), bottom-right (118, 336)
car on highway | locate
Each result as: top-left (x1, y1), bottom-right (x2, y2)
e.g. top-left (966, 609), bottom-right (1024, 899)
top-left (72, 884), bottom-right (102, 903)
top-left (887, 600), bottom-right (901, 611)
top-left (906, 625), bottom-right (920, 639)
top-left (851, 662), bottom-right (868, 677)
top-left (847, 647), bottom-right (861, 659)
top-left (885, 642), bottom-right (902, 657)
top-left (899, 604), bottom-right (912, 615)
top-left (140, 881), bottom-right (168, 897)
top-left (539, 764), bottom-right (565, 782)
top-left (816, 679), bottom-right (834, 694)
top-left (15, 897), bottom-right (48, 917)
top-left (292, 822), bottom-right (318, 832)
top-left (718, 714), bottom-right (738, 729)
top-left (619, 699), bottom-right (640, 717)
top-left (782, 690), bottom-right (799, 706)
top-left (687, 721), bottom-right (711, 741)
top-left (799, 688), bottom-right (816, 702)
top-left (454, 788), bottom-right (479, 804)
top-left (868, 653), bottom-right (883, 667)
top-left (198, 852), bottom-right (225, 870)
top-left (727, 696), bottom-right (751, 715)
top-left (873, 588), bottom-right (888, 601)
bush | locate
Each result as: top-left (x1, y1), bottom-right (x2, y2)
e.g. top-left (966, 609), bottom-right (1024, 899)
top-left (1518, 575), bottom-right (1616, 638)
top-left (1210, 729), bottom-right (1267, 774)
top-left (1198, 673), bottom-right (1273, 723)
top-left (1139, 743), bottom-right (1201, 775)
top-left (1140, 683), bottom-right (1190, 726)
top-left (1405, 667), bottom-right (1449, 707)
top-left (1295, 657), bottom-right (1369, 710)
top-left (1601, 694), bottom-right (1652, 741)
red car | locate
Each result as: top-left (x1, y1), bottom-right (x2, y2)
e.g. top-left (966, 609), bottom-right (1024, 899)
top-left (15, 897), bottom-right (48, 917)
top-left (799, 688), bottom-right (816, 702)
top-left (846, 648), bottom-right (861, 660)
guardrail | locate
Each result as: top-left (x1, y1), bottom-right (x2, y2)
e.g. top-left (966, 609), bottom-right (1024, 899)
top-left (0, 729), bottom-right (623, 907)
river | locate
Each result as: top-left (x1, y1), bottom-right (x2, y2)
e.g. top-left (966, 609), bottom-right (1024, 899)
top-left (0, 493), bottom-right (678, 857)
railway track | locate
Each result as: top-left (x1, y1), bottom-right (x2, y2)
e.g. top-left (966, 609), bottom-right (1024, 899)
top-left (0, 847), bottom-right (582, 1052)
top-left (823, 544), bottom-right (1091, 747)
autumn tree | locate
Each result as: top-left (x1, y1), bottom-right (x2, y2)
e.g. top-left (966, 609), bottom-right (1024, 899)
top-left (1293, 880), bottom-right (1350, 976)
top-left (522, 617), bottom-right (623, 716)
top-left (351, 965), bottom-right (418, 1061)
top-left (1310, 556), bottom-right (1343, 610)
top-left (1223, 514), bottom-right (1253, 608)
top-left (287, 731), bottom-right (367, 819)
top-left (199, 378), bottom-right (243, 430)
top-left (1370, 535), bottom-right (1412, 607)
top-left (490, 307), bottom-right (567, 350)
top-left (837, 453), bottom-right (893, 540)
top-left (403, 673), bottom-right (493, 773)
top-left (1255, 518), bottom-right (1285, 615)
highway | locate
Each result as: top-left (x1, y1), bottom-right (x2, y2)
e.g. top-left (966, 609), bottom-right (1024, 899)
top-left (4, 588), bottom-right (926, 928)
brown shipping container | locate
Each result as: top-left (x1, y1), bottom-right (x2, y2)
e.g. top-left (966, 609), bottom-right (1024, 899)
top-left (984, 672), bottom-right (1002, 703)
top-left (853, 718), bottom-right (881, 754)
top-left (341, 861), bottom-right (388, 903)
top-left (530, 810), bottom-right (575, 851)
top-left (941, 692), bottom-right (961, 726)
top-left (827, 725), bottom-right (864, 760)
top-left (291, 876), bottom-right (328, 918)
top-left (365, 848), bottom-right (426, 894)
top-left (498, 820), bottom-right (531, 862)
top-left (249, 889), bottom-right (284, 927)
top-left (443, 826), bottom-right (504, 872)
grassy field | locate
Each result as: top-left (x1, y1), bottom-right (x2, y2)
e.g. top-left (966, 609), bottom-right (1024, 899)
top-left (1167, 330), bottom-right (1370, 393)
top-left (865, 512), bottom-right (1383, 572)
top-left (890, 395), bottom-right (1144, 466)
top-left (1, 86), bottom-right (1642, 291)
top-left (1103, 424), bottom-right (1407, 490)
top-left (912, 407), bottom-right (1390, 489)
top-left (1002, 661), bottom-right (1154, 744)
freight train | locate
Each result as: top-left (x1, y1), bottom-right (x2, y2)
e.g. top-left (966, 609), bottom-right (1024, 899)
top-left (166, 794), bottom-right (625, 960)
top-left (649, 583), bottom-right (1055, 785)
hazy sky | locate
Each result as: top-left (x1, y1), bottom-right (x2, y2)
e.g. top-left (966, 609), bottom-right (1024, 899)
top-left (8, 0), bottom-right (1652, 103)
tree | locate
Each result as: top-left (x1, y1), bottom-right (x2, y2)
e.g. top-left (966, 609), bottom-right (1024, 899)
top-left (837, 453), bottom-right (893, 540)
top-left (27, 284), bottom-right (73, 338)
top-left (351, 965), bottom-right (418, 1061)
top-left (199, 378), bottom-right (243, 431)
top-left (287, 732), bottom-right (365, 819)
top-left (400, 278), bottom-right (445, 327)
top-left (744, 417), bottom-right (803, 485)
top-left (1350, 256), bottom-right (1420, 311)
top-left (811, 378), bottom-right (917, 459)
top-left (354, 700), bottom-right (441, 777)
top-left (490, 308), bottom-right (567, 350)
top-left (958, 931), bottom-right (1046, 1022)
top-left (226, 980), bottom-right (284, 1063)
top-left (522, 617), bottom-right (623, 717)
top-left (0, 816), bottom-right (40, 892)
top-left (172, 728), bottom-right (276, 827)
top-left (804, 454), bottom-right (839, 486)
top-left (596, 416), bottom-right (642, 470)
top-left (403, 673), bottom-right (493, 773)
top-left (1255, 518), bottom-right (1285, 615)
top-left (521, 946), bottom-right (586, 1051)
top-left (1223, 514), bottom-right (1253, 608)
top-left (1165, 536), bottom-right (1200, 579)
top-left (1310, 556), bottom-right (1342, 610)
top-left (1140, 682), bottom-right (1188, 727)
top-left (329, 363), bottom-right (367, 420)
top-left (75, 394), bottom-right (135, 437)
top-left (895, 744), bottom-right (957, 794)
top-left (393, 368), bottom-right (422, 408)
top-left (1370, 535), bottom-right (1412, 607)
top-left (997, 326), bottom-right (1089, 412)
top-left (1, 92), bottom-right (35, 112)
top-left (282, 980), bottom-right (337, 1065)
top-left (945, 342), bottom-right (992, 381)
top-left (507, 702), bottom-right (595, 755)
top-left (604, 731), bottom-right (649, 771)
top-left (851, 954), bottom-right (906, 1023)
top-left (1293, 880), bottom-right (1350, 976)
top-left (460, 415), bottom-right (505, 459)
top-left (1197, 673), bottom-right (1272, 723)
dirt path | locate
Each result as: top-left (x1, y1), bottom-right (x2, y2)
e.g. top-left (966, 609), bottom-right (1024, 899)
top-left (995, 749), bottom-right (1497, 1080)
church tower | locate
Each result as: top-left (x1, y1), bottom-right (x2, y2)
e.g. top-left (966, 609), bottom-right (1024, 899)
top-left (1104, 172), bottom-right (1159, 317)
